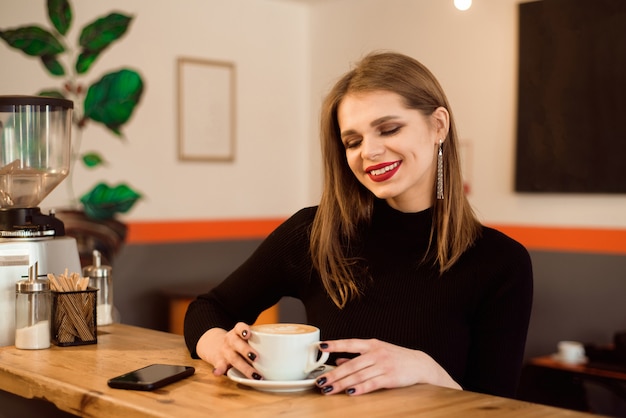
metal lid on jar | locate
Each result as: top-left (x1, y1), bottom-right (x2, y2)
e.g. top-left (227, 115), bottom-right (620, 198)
top-left (82, 250), bottom-right (111, 278)
top-left (16, 262), bottom-right (50, 293)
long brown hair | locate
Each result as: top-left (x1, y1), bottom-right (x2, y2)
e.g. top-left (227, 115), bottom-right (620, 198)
top-left (310, 51), bottom-right (482, 308)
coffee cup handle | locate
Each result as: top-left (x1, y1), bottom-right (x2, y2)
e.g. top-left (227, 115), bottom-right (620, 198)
top-left (305, 343), bottom-right (330, 374)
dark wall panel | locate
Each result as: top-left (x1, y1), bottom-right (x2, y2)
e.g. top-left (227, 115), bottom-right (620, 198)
top-left (516, 0), bottom-right (626, 193)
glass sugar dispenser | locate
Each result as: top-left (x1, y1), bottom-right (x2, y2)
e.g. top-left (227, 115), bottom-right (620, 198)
top-left (15, 262), bottom-right (51, 350)
top-left (83, 250), bottom-right (114, 326)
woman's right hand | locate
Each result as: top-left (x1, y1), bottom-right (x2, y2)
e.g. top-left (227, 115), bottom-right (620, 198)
top-left (195, 322), bottom-right (263, 380)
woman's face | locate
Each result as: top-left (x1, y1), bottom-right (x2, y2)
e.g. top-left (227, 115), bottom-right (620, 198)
top-left (337, 90), bottom-right (449, 213)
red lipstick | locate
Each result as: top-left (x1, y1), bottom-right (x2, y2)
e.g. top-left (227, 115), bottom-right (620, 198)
top-left (366, 161), bottom-right (401, 182)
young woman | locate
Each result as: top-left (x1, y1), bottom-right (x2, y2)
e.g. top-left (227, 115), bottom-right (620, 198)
top-left (184, 51), bottom-right (533, 398)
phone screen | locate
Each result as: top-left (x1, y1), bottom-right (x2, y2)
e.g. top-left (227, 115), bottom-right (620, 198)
top-left (107, 364), bottom-right (195, 391)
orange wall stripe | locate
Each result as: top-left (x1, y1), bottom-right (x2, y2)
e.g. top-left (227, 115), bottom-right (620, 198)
top-left (489, 225), bottom-right (626, 255)
top-left (126, 219), bottom-right (285, 244)
top-left (127, 219), bottom-right (626, 255)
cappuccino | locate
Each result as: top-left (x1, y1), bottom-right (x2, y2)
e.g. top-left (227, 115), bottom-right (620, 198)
top-left (249, 323), bottom-right (328, 381)
top-left (251, 323), bottom-right (316, 335)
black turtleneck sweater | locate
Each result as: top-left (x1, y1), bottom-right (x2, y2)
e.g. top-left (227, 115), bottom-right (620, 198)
top-left (184, 201), bottom-right (533, 398)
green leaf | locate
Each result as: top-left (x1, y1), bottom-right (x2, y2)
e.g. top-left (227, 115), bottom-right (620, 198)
top-left (0, 26), bottom-right (64, 56)
top-left (80, 182), bottom-right (141, 220)
top-left (75, 13), bottom-right (132, 73)
top-left (37, 89), bottom-right (67, 100)
top-left (82, 152), bottom-right (105, 168)
top-left (78, 13), bottom-right (132, 52)
top-left (47, 0), bottom-right (72, 36)
top-left (41, 54), bottom-right (65, 76)
top-left (75, 49), bottom-right (100, 74)
top-left (83, 69), bottom-right (144, 135)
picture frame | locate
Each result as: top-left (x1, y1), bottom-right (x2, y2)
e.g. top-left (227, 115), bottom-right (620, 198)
top-left (177, 57), bottom-right (236, 162)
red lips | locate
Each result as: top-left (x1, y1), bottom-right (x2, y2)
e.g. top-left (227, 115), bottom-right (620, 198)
top-left (366, 161), bottom-right (401, 182)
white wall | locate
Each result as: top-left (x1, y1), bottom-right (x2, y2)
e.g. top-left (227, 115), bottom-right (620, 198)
top-left (2, 0), bottom-right (625, 228)
top-left (0, 0), bottom-right (312, 221)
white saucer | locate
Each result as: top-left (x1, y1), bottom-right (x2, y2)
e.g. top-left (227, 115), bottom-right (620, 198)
top-left (551, 353), bottom-right (588, 365)
top-left (227, 365), bottom-right (333, 393)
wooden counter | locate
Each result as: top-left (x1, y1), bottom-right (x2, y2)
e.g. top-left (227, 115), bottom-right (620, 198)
top-left (0, 324), bottom-right (596, 417)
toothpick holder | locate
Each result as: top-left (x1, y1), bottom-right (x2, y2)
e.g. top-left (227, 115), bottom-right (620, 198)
top-left (51, 288), bottom-right (98, 346)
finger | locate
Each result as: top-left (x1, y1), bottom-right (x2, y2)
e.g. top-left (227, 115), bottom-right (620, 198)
top-left (223, 350), bottom-right (263, 380)
top-left (320, 362), bottom-right (382, 396)
top-left (320, 350), bottom-right (376, 384)
top-left (343, 376), bottom-right (382, 396)
top-left (319, 338), bottom-right (376, 355)
top-left (316, 354), bottom-right (376, 391)
top-left (211, 358), bottom-right (230, 376)
top-left (233, 322), bottom-right (252, 340)
top-left (221, 326), bottom-right (263, 380)
top-left (224, 327), bottom-right (259, 363)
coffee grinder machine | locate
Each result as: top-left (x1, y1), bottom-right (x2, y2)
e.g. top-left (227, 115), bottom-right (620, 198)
top-left (0, 95), bottom-right (81, 346)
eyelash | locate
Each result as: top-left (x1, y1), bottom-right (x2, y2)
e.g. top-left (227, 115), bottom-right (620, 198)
top-left (381, 126), bottom-right (401, 136)
top-left (343, 126), bottom-right (401, 149)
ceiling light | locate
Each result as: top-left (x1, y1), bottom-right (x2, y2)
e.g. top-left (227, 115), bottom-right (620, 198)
top-left (454, 0), bottom-right (472, 11)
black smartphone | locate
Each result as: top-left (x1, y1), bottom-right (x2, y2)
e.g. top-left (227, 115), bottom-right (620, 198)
top-left (107, 364), bottom-right (195, 391)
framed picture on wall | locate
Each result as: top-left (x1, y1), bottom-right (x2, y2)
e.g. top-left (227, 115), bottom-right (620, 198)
top-left (177, 57), bottom-right (236, 161)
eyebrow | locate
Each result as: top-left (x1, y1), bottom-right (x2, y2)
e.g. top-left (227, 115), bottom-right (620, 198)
top-left (340, 115), bottom-right (401, 138)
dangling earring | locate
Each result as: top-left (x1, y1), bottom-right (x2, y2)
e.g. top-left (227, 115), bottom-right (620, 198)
top-left (436, 139), bottom-right (444, 200)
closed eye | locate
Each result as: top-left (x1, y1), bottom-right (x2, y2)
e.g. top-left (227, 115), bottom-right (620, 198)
top-left (344, 138), bottom-right (362, 149)
top-left (379, 125), bottom-right (402, 136)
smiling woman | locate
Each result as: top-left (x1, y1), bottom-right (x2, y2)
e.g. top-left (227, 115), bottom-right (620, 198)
top-left (184, 51), bottom-right (533, 399)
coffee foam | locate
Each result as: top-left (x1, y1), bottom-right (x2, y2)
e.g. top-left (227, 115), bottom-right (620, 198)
top-left (252, 323), bottom-right (317, 335)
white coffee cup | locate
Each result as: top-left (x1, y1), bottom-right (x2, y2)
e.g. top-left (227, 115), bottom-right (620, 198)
top-left (249, 323), bottom-right (329, 381)
top-left (557, 340), bottom-right (585, 364)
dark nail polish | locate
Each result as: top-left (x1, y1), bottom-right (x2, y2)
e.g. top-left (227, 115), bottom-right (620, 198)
top-left (252, 372), bottom-right (262, 380)
top-left (322, 385), bottom-right (333, 394)
top-left (247, 352), bottom-right (256, 361)
top-left (242, 330), bottom-right (248, 338)
top-left (319, 343), bottom-right (329, 349)
top-left (346, 388), bottom-right (356, 395)
top-left (316, 377), bottom-right (327, 386)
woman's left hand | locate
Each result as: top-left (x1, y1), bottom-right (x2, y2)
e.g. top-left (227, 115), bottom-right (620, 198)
top-left (315, 338), bottom-right (461, 396)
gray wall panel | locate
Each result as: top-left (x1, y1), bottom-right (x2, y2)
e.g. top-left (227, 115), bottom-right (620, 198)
top-left (525, 250), bottom-right (626, 359)
top-left (112, 240), bottom-right (264, 331)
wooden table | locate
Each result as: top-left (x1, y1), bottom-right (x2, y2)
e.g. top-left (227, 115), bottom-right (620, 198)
top-left (529, 355), bottom-right (626, 382)
top-left (0, 324), bottom-right (596, 417)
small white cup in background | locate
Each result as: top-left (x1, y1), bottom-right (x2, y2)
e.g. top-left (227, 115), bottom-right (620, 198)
top-left (249, 323), bottom-right (329, 381)
top-left (557, 340), bottom-right (586, 364)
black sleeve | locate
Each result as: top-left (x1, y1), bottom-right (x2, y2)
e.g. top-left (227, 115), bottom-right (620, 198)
top-left (463, 229), bottom-right (534, 397)
top-left (183, 207), bottom-right (317, 357)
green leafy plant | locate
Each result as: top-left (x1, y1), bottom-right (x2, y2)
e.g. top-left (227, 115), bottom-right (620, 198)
top-left (0, 0), bottom-right (142, 219)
